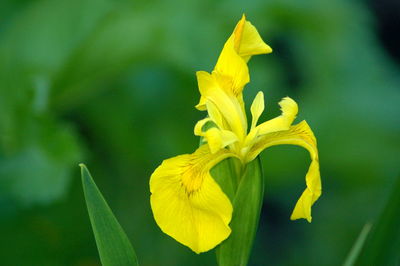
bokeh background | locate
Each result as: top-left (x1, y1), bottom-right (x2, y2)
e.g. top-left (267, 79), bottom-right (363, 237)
top-left (1, 0), bottom-right (399, 265)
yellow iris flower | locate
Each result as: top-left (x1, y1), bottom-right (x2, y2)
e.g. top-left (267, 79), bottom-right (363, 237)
top-left (150, 15), bottom-right (321, 254)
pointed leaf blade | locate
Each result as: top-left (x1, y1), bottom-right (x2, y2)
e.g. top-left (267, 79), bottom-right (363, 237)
top-left (80, 164), bottom-right (139, 266)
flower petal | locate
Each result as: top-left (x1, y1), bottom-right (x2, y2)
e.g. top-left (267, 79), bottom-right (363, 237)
top-left (194, 117), bottom-right (212, 136)
top-left (250, 91), bottom-right (265, 130)
top-left (206, 100), bottom-right (225, 129)
top-left (195, 71), bottom-right (219, 111)
top-left (196, 15), bottom-right (272, 110)
top-left (196, 71), bottom-right (247, 139)
top-left (150, 145), bottom-right (235, 253)
top-left (214, 38), bottom-right (249, 96)
top-left (205, 128), bottom-right (238, 153)
top-left (256, 97), bottom-right (298, 135)
top-left (233, 14), bottom-right (273, 61)
top-left (247, 121), bottom-right (321, 222)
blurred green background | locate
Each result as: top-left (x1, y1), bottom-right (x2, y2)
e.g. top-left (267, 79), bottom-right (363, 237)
top-left (1, 0), bottom-right (399, 265)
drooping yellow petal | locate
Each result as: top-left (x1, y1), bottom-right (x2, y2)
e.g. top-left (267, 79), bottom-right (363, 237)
top-left (256, 97), bottom-right (298, 135)
top-left (233, 14), bottom-right (273, 62)
top-left (247, 121), bottom-right (321, 222)
top-left (250, 91), bottom-right (265, 130)
top-left (150, 145), bottom-right (235, 253)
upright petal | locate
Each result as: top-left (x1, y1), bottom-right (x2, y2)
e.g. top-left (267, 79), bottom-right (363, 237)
top-left (247, 121), bottom-right (321, 222)
top-left (195, 71), bottom-right (220, 111)
top-left (250, 91), bottom-right (265, 130)
top-left (214, 38), bottom-right (250, 96)
top-left (206, 100), bottom-right (225, 129)
top-left (196, 71), bottom-right (247, 139)
top-left (233, 14), bottom-right (273, 62)
top-left (150, 145), bottom-right (236, 253)
top-left (196, 15), bottom-right (272, 109)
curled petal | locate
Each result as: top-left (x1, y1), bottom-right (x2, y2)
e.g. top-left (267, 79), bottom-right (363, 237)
top-left (150, 145), bottom-right (235, 253)
top-left (247, 121), bottom-right (321, 222)
top-left (233, 14), bottom-right (273, 61)
top-left (194, 117), bottom-right (212, 136)
top-left (196, 97), bottom-right (208, 111)
top-left (256, 97), bottom-right (298, 135)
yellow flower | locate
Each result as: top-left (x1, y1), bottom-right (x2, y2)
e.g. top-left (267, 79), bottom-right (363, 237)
top-left (150, 15), bottom-right (321, 254)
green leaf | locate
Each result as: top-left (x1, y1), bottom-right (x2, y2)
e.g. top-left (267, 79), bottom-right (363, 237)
top-left (80, 164), bottom-right (139, 266)
top-left (354, 175), bottom-right (400, 265)
top-left (343, 223), bottom-right (372, 266)
top-left (213, 157), bottom-right (264, 266)
top-left (211, 157), bottom-right (240, 201)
